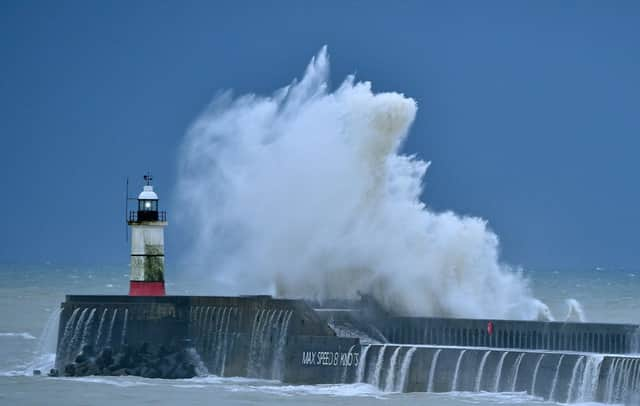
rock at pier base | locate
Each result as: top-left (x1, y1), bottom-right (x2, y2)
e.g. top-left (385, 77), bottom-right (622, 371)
top-left (62, 343), bottom-right (198, 380)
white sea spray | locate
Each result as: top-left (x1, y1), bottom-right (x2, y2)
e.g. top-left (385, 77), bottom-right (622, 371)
top-left (176, 47), bottom-right (550, 320)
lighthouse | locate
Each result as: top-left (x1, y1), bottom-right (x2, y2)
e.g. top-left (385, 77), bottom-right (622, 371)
top-left (127, 173), bottom-right (167, 296)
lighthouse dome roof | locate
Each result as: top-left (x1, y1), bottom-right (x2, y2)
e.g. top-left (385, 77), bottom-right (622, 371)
top-left (138, 185), bottom-right (158, 200)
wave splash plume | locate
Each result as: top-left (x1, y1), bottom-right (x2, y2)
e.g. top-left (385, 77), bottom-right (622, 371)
top-left (177, 47), bottom-right (550, 320)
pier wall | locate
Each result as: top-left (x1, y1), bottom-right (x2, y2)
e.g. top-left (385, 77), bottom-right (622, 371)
top-left (55, 295), bottom-right (335, 376)
top-left (372, 317), bottom-right (640, 354)
top-left (353, 344), bottom-right (640, 404)
top-left (55, 295), bottom-right (640, 404)
top-left (283, 336), bottom-right (360, 384)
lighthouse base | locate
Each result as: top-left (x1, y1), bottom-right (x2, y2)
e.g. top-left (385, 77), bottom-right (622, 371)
top-left (129, 281), bottom-right (165, 296)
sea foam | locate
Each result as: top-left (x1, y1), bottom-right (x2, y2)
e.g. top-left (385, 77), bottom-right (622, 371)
top-left (0, 332), bottom-right (36, 340)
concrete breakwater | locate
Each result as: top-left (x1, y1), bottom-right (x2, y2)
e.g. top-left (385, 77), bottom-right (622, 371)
top-left (352, 344), bottom-right (640, 403)
top-left (54, 295), bottom-right (640, 404)
top-left (374, 317), bottom-right (640, 354)
top-left (320, 309), bottom-right (640, 354)
top-left (55, 295), bottom-right (334, 378)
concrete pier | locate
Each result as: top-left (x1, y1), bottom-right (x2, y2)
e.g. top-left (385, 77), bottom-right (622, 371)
top-left (348, 344), bottom-right (639, 403)
top-left (55, 294), bottom-right (640, 404)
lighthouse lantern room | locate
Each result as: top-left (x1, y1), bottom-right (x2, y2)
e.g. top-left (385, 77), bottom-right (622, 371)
top-left (127, 173), bottom-right (167, 296)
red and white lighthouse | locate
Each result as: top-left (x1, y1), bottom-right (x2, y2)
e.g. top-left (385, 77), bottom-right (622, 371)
top-left (127, 174), bottom-right (167, 296)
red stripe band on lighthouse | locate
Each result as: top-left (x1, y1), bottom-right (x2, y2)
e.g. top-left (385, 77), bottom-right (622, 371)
top-left (129, 281), bottom-right (166, 296)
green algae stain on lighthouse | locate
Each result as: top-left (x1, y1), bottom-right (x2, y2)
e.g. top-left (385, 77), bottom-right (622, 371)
top-left (144, 244), bottom-right (164, 282)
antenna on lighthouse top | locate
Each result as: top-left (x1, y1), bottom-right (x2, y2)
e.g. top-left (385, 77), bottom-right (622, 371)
top-left (144, 172), bottom-right (153, 186)
top-left (124, 175), bottom-right (142, 243)
top-left (125, 177), bottom-right (129, 243)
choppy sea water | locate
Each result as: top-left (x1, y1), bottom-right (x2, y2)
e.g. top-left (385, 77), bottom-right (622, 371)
top-left (0, 264), bottom-right (638, 406)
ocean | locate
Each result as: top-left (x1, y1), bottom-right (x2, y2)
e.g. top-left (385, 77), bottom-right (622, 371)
top-left (1, 264), bottom-right (638, 405)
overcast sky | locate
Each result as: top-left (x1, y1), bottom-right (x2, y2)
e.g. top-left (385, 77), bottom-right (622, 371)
top-left (1, 1), bottom-right (638, 270)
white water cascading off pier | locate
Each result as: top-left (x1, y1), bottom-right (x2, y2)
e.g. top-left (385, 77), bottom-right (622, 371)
top-left (54, 295), bottom-right (640, 404)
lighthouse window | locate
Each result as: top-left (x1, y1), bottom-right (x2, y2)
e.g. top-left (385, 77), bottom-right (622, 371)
top-left (139, 200), bottom-right (158, 211)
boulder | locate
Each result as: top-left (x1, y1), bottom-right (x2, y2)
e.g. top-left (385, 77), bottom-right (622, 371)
top-left (61, 342), bottom-right (198, 379)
